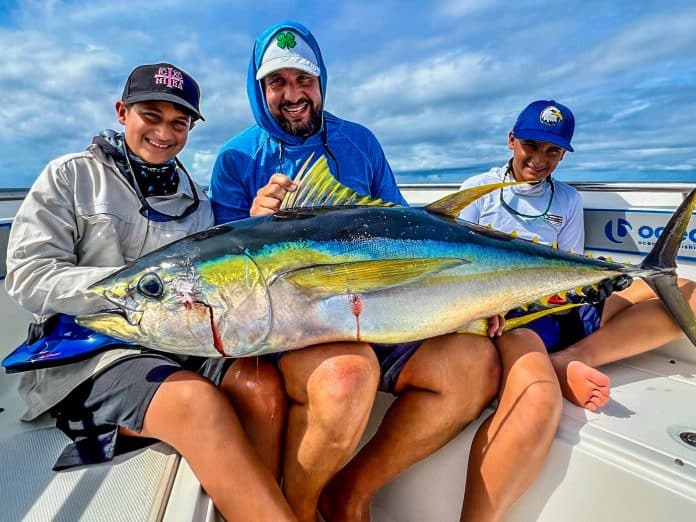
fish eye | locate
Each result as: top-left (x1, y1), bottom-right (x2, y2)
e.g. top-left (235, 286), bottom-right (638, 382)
top-left (137, 273), bottom-right (164, 298)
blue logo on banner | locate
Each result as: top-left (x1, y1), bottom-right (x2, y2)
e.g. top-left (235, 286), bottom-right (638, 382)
top-left (604, 218), bottom-right (632, 244)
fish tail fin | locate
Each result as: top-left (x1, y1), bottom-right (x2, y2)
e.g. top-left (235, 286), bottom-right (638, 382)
top-left (640, 189), bottom-right (696, 346)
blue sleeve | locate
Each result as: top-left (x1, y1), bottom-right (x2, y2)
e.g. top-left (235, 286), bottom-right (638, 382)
top-left (366, 134), bottom-right (408, 206)
top-left (209, 149), bottom-right (253, 224)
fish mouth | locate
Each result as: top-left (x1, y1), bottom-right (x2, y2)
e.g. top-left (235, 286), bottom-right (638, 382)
top-left (84, 307), bottom-right (143, 326)
top-left (75, 307), bottom-right (145, 339)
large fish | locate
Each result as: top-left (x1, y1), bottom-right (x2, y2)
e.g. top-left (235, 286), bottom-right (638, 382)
top-left (76, 156), bottom-right (696, 358)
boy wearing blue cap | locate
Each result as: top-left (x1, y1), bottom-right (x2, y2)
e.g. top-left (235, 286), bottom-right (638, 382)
top-left (456, 99), bottom-right (574, 521)
top-left (458, 100), bottom-right (696, 521)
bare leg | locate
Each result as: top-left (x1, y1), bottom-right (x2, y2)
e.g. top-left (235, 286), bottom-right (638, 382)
top-left (462, 328), bottom-right (563, 522)
top-left (320, 334), bottom-right (500, 522)
top-left (122, 370), bottom-right (296, 522)
top-left (220, 357), bottom-right (288, 480)
top-left (280, 342), bottom-right (379, 522)
top-left (551, 278), bottom-right (696, 410)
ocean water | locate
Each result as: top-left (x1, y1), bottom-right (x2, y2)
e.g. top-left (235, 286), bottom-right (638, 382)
top-left (394, 166), bottom-right (696, 185)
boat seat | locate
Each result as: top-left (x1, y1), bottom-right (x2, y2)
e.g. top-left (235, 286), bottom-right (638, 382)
top-left (0, 366), bottom-right (193, 522)
top-left (365, 339), bottom-right (696, 521)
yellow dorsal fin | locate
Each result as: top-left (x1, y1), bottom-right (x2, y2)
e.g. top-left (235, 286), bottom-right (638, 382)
top-left (280, 154), bottom-right (395, 210)
top-left (424, 181), bottom-right (529, 218)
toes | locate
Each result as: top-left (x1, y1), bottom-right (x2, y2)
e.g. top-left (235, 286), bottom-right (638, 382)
top-left (585, 400), bottom-right (599, 412)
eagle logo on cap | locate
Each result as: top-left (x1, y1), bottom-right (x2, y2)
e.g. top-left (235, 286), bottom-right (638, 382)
top-left (539, 106), bottom-right (563, 125)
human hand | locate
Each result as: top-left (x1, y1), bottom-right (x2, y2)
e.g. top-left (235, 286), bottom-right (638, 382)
top-left (487, 314), bottom-right (505, 337)
top-left (250, 173), bottom-right (297, 216)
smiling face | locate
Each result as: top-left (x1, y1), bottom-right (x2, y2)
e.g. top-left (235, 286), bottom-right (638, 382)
top-left (116, 100), bottom-right (193, 164)
top-left (263, 68), bottom-right (322, 137)
top-left (507, 132), bottom-right (566, 182)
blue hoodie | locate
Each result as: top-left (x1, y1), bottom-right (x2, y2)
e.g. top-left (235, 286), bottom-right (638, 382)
top-left (209, 20), bottom-right (407, 224)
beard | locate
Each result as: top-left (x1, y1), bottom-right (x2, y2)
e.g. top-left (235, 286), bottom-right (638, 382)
top-left (277, 98), bottom-right (323, 137)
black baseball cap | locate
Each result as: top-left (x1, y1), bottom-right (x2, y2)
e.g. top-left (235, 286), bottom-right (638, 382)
top-left (121, 63), bottom-right (204, 121)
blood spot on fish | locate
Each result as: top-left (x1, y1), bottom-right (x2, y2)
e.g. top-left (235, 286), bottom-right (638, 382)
top-left (196, 301), bottom-right (227, 356)
top-left (351, 294), bottom-right (363, 316)
top-left (350, 294), bottom-right (363, 340)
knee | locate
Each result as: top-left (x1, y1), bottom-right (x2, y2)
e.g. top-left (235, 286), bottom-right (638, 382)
top-left (520, 379), bottom-right (563, 427)
top-left (165, 372), bottom-right (229, 426)
top-left (678, 278), bottom-right (696, 301)
top-left (308, 343), bottom-right (379, 406)
top-left (221, 359), bottom-right (286, 420)
top-left (431, 336), bottom-right (501, 421)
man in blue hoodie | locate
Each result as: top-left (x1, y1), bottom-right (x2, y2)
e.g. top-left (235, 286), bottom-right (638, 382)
top-left (210, 21), bottom-right (500, 521)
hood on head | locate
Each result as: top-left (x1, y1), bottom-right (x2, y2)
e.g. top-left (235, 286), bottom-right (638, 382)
top-left (247, 20), bottom-right (327, 145)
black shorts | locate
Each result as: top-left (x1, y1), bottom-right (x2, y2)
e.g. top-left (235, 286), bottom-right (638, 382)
top-left (50, 353), bottom-right (234, 471)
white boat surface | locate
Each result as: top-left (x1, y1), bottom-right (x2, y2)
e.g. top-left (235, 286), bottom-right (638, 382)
top-left (1, 183), bottom-right (695, 521)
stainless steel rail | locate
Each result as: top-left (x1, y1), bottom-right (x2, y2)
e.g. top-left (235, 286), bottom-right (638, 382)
top-left (399, 182), bottom-right (695, 194)
top-left (0, 182), bottom-right (694, 203)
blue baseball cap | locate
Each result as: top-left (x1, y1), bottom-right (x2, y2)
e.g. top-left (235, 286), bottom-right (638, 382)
top-left (512, 100), bottom-right (574, 152)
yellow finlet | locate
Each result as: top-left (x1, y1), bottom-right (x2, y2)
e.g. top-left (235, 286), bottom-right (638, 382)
top-left (510, 230), bottom-right (519, 238)
top-left (551, 241), bottom-right (558, 249)
top-left (532, 236), bottom-right (540, 243)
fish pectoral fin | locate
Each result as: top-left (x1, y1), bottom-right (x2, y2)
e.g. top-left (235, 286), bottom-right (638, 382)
top-left (280, 155), bottom-right (396, 210)
top-left (425, 181), bottom-right (530, 218)
top-left (456, 303), bottom-right (583, 336)
top-left (277, 258), bottom-right (468, 295)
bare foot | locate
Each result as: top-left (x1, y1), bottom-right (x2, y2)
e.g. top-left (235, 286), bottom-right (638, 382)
top-left (551, 356), bottom-right (610, 411)
top-left (319, 477), bottom-right (371, 522)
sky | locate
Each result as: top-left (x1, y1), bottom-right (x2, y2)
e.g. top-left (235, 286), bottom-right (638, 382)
top-left (2, 0), bottom-right (696, 188)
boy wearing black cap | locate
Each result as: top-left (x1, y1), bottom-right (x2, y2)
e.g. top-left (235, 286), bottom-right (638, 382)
top-left (6, 63), bottom-right (295, 520)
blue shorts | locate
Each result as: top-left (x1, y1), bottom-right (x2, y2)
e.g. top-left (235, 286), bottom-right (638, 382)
top-left (372, 341), bottom-right (423, 393)
top-left (508, 303), bottom-right (604, 352)
top-left (51, 353), bottom-right (234, 471)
